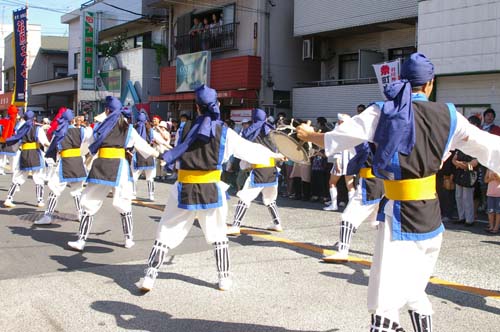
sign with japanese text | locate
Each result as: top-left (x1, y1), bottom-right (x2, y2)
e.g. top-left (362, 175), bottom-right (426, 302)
top-left (373, 60), bottom-right (400, 99)
top-left (81, 11), bottom-right (96, 90)
top-left (12, 8), bottom-right (28, 106)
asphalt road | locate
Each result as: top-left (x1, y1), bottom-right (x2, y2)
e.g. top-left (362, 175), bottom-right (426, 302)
top-left (0, 175), bottom-right (499, 332)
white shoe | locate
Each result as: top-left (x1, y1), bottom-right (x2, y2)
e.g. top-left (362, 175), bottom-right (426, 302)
top-left (124, 238), bottom-right (135, 249)
top-left (322, 251), bottom-right (349, 263)
top-left (35, 215), bottom-right (52, 225)
top-left (218, 275), bottom-right (232, 291)
top-left (148, 195), bottom-right (155, 202)
top-left (323, 204), bottom-right (338, 211)
top-left (4, 199), bottom-right (15, 208)
top-left (226, 225), bottom-right (241, 236)
top-left (0, 170), bottom-right (5, 175)
top-left (267, 223), bottom-right (283, 232)
top-left (68, 239), bottom-right (86, 251)
top-left (37, 201), bottom-right (45, 208)
top-left (15, 186), bottom-right (20, 192)
top-left (139, 268), bottom-right (158, 292)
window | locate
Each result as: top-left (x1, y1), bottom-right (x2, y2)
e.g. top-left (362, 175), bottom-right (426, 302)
top-left (135, 32), bottom-right (152, 48)
top-left (339, 53), bottom-right (359, 81)
top-left (74, 53), bottom-right (80, 70)
top-left (388, 46), bottom-right (417, 62)
top-left (54, 65), bottom-right (68, 79)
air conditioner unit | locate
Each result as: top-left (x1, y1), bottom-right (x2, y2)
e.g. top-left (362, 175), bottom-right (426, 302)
top-left (302, 38), bottom-right (313, 60)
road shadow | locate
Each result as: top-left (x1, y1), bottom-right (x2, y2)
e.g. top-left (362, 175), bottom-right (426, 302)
top-left (426, 283), bottom-right (500, 316)
top-left (91, 300), bottom-right (335, 332)
top-left (9, 226), bottom-right (118, 253)
top-left (51, 254), bottom-right (217, 295)
top-left (319, 264), bottom-right (369, 287)
top-left (481, 240), bottom-right (500, 246)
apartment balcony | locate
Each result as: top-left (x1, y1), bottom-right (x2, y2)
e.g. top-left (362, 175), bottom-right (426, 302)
top-left (174, 23), bottom-right (237, 56)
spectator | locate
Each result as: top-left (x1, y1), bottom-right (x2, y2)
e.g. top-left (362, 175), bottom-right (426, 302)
top-left (481, 108), bottom-right (500, 135)
top-left (189, 17), bottom-right (203, 35)
top-left (484, 168), bottom-right (500, 233)
top-left (276, 112), bottom-right (287, 127)
top-left (310, 149), bottom-right (329, 202)
top-left (437, 151), bottom-right (457, 222)
top-left (316, 117), bottom-right (332, 133)
top-left (356, 104), bottom-right (366, 114)
top-left (453, 148), bottom-right (479, 226)
top-left (41, 118), bottom-right (50, 133)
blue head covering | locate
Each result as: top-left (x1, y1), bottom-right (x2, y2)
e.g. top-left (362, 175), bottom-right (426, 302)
top-left (6, 110), bottom-right (35, 145)
top-left (162, 85), bottom-right (222, 165)
top-left (45, 109), bottom-right (75, 160)
top-left (135, 111), bottom-right (148, 141)
top-left (346, 142), bottom-right (371, 176)
top-left (89, 96), bottom-right (128, 154)
top-left (372, 53), bottom-right (435, 178)
top-left (242, 108), bottom-right (275, 141)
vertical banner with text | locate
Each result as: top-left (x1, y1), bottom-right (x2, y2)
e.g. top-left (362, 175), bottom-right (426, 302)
top-left (81, 11), bottom-right (96, 90)
top-left (12, 7), bottom-right (28, 106)
top-left (372, 60), bottom-right (400, 99)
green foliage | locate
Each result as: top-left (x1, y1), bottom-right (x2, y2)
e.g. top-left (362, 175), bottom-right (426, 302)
top-left (152, 42), bottom-right (168, 67)
top-left (97, 34), bottom-right (127, 58)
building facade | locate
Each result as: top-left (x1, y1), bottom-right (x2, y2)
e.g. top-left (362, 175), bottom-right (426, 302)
top-left (1, 25), bottom-right (70, 118)
top-left (150, 0), bottom-right (319, 121)
top-left (419, 0), bottom-right (500, 123)
top-left (293, 0), bottom-right (418, 121)
top-left (61, 0), bottom-right (168, 119)
top-left (293, 0), bottom-right (500, 125)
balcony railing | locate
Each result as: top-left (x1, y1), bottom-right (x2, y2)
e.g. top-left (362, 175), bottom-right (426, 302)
top-left (296, 77), bottom-right (378, 88)
top-left (175, 23), bottom-right (237, 55)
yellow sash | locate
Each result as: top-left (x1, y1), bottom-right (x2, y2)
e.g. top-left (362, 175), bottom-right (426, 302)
top-left (383, 175), bottom-right (436, 201)
top-left (60, 148), bottom-right (81, 158)
top-left (98, 147), bottom-right (125, 159)
top-left (21, 142), bottom-right (39, 150)
top-left (178, 169), bottom-right (222, 184)
top-left (359, 167), bottom-right (375, 179)
top-left (252, 158), bottom-right (275, 169)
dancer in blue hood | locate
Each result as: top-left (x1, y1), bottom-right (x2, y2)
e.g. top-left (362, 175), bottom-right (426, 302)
top-left (226, 108), bottom-right (283, 235)
top-left (4, 110), bottom-right (50, 208)
top-left (296, 53), bottom-right (500, 332)
top-left (67, 97), bottom-right (159, 251)
top-left (139, 86), bottom-right (282, 293)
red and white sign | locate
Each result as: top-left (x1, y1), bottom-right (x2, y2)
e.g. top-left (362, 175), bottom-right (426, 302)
top-left (230, 109), bottom-right (252, 123)
top-left (373, 60), bottom-right (400, 99)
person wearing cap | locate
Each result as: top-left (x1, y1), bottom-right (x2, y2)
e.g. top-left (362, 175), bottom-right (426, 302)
top-left (67, 96), bottom-right (160, 251)
top-left (34, 109), bottom-right (93, 225)
top-left (131, 111), bottom-right (170, 201)
top-left (297, 52), bottom-right (500, 331)
top-left (227, 108), bottom-right (283, 235)
top-left (139, 85), bottom-right (282, 292)
top-left (4, 110), bottom-right (50, 208)
top-left (0, 105), bottom-right (22, 175)
top-left (323, 113), bottom-right (355, 211)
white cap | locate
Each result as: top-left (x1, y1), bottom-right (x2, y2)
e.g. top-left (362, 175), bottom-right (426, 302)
top-left (241, 118), bottom-right (251, 123)
top-left (42, 118), bottom-right (50, 124)
top-left (337, 113), bottom-right (351, 121)
top-left (159, 120), bottom-right (169, 129)
top-left (94, 112), bottom-right (107, 123)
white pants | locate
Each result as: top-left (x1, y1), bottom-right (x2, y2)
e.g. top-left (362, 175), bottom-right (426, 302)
top-left (236, 177), bottom-right (278, 206)
top-left (47, 163), bottom-right (83, 197)
top-left (11, 151), bottom-right (45, 186)
top-left (155, 182), bottom-right (229, 248)
top-left (132, 167), bottom-right (156, 182)
top-left (0, 154), bottom-right (14, 172)
top-left (81, 165), bottom-right (133, 216)
top-left (341, 179), bottom-right (379, 228)
top-left (368, 200), bottom-right (442, 321)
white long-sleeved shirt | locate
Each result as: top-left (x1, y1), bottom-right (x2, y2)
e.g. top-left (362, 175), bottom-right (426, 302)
top-left (324, 104), bottom-right (500, 174)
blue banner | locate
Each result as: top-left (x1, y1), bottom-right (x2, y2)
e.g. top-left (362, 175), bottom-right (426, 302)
top-left (13, 8), bottom-right (27, 106)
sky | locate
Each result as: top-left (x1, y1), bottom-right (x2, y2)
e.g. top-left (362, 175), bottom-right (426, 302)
top-left (1, 0), bottom-right (85, 36)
